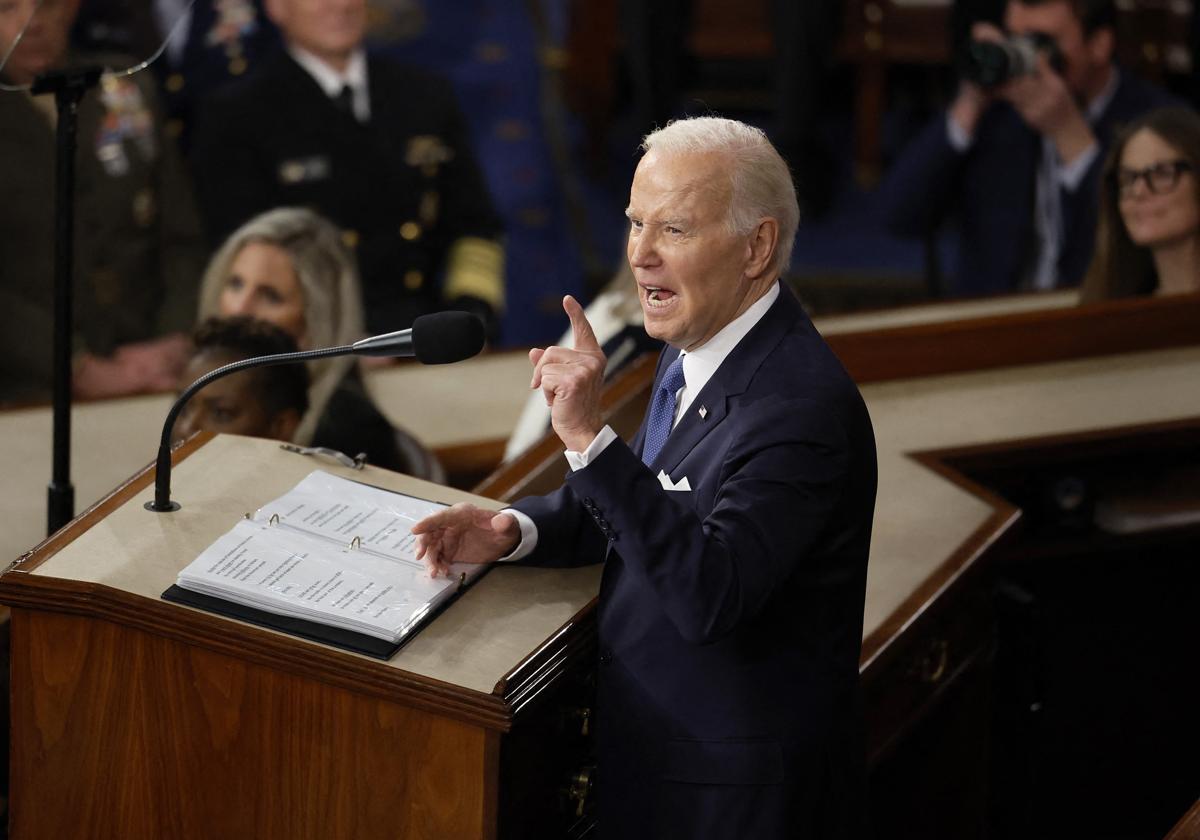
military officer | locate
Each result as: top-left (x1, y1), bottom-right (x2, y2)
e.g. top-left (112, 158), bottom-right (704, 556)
top-left (72, 0), bottom-right (280, 152)
top-left (191, 0), bottom-right (505, 338)
top-left (0, 0), bottom-right (207, 401)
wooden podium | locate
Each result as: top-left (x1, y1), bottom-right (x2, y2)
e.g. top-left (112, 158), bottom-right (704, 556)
top-left (0, 434), bottom-right (601, 840)
top-left (6, 293), bottom-right (1200, 838)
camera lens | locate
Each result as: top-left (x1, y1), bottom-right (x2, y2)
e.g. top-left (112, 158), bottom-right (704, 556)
top-left (963, 40), bottom-right (1014, 87)
top-left (960, 32), bottom-right (1064, 88)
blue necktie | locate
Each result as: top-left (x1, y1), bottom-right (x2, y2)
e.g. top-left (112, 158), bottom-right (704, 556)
top-left (641, 355), bottom-right (686, 466)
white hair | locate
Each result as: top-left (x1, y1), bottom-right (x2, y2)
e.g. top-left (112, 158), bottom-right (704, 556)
top-left (641, 117), bottom-right (800, 274)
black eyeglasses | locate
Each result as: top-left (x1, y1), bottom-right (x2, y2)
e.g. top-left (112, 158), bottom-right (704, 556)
top-left (1114, 160), bottom-right (1194, 196)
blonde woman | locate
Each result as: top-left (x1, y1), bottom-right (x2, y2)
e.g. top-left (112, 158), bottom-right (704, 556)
top-left (197, 207), bottom-right (440, 478)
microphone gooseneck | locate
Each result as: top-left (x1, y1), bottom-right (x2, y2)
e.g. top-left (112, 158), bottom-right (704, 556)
top-left (146, 344), bottom-right (354, 512)
top-left (147, 312), bottom-right (485, 513)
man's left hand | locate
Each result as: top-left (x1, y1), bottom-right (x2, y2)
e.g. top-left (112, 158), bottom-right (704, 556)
top-left (998, 53), bottom-right (1096, 165)
top-left (529, 295), bottom-right (606, 453)
top-left (411, 503), bottom-right (520, 578)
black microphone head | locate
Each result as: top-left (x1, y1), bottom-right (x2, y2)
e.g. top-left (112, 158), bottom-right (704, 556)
top-left (412, 311), bottom-right (486, 364)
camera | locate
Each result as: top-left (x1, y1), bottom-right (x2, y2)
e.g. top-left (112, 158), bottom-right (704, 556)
top-left (961, 32), bottom-right (1065, 87)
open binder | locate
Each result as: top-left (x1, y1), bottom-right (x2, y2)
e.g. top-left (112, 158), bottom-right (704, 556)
top-left (163, 470), bottom-right (487, 659)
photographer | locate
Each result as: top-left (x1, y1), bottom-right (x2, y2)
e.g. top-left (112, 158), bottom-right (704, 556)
top-left (880, 0), bottom-right (1176, 295)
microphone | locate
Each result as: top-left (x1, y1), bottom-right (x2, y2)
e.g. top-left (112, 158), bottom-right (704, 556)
top-left (145, 311), bottom-right (485, 512)
top-left (351, 310), bottom-right (486, 363)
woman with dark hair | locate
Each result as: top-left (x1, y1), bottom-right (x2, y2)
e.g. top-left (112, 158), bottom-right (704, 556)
top-left (1082, 106), bottom-right (1200, 301)
top-left (171, 317), bottom-right (310, 446)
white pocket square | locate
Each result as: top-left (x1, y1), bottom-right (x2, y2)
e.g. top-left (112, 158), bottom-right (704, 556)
top-left (657, 470), bottom-right (691, 492)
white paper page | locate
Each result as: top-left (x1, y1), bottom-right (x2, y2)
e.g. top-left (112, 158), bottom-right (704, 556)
top-left (178, 518), bottom-right (453, 641)
top-left (253, 471), bottom-right (447, 567)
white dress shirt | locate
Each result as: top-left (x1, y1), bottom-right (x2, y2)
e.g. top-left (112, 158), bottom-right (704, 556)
top-left (1028, 68), bottom-right (1117, 289)
top-left (287, 43), bottom-right (370, 123)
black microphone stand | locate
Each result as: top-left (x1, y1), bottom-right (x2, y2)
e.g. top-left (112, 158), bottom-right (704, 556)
top-left (146, 344), bottom-right (354, 513)
top-left (31, 66), bottom-right (103, 536)
top-left (147, 310), bottom-right (484, 513)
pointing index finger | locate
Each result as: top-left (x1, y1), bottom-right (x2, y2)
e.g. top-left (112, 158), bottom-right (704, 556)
top-left (563, 295), bottom-right (601, 353)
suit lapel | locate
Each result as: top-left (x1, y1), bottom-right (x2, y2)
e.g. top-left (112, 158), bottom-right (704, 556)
top-left (650, 284), bottom-right (802, 475)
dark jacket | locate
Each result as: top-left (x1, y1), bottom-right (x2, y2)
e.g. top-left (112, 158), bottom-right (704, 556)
top-left (191, 49), bottom-right (503, 334)
top-left (515, 284), bottom-right (878, 839)
top-left (312, 374), bottom-right (440, 481)
top-left (0, 52), bottom-right (205, 402)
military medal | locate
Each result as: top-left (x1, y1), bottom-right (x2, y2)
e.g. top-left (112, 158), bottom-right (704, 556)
top-left (405, 135), bottom-right (455, 177)
top-left (96, 74), bottom-right (156, 175)
top-left (206, 0), bottom-right (258, 52)
top-left (204, 0), bottom-right (260, 78)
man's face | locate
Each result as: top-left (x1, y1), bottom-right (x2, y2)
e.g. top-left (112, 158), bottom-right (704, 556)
top-left (267, 0), bottom-right (365, 66)
top-left (0, 0), bottom-right (75, 85)
top-left (625, 149), bottom-right (760, 352)
top-left (1004, 0), bottom-right (1110, 96)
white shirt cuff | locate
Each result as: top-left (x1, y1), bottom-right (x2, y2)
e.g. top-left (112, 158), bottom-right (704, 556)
top-left (498, 425), bottom-right (619, 563)
top-left (946, 112), bottom-right (974, 153)
top-left (1057, 141), bottom-right (1099, 191)
top-left (563, 425), bottom-right (618, 471)
top-left (496, 508), bottom-right (538, 562)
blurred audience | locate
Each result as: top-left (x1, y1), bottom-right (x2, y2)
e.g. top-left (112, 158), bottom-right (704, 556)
top-left (879, 0), bottom-right (1176, 297)
top-left (72, 0), bottom-right (280, 153)
top-left (0, 0), bottom-right (205, 403)
top-left (197, 207), bottom-right (443, 480)
top-left (191, 0), bottom-right (505, 338)
top-left (619, 0), bottom-right (840, 219)
top-left (1082, 106), bottom-right (1200, 301)
top-left (171, 315), bottom-right (308, 445)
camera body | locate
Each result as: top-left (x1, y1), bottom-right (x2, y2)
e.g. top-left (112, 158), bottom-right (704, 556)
top-left (961, 32), bottom-right (1065, 87)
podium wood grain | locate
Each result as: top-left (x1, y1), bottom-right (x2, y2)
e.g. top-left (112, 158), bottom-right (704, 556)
top-left (11, 609), bottom-right (497, 839)
top-left (0, 434), bottom-right (602, 839)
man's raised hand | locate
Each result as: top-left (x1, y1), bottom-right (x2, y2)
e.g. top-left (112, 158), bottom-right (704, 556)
top-left (528, 295), bottom-right (607, 453)
top-left (999, 52), bottom-right (1095, 164)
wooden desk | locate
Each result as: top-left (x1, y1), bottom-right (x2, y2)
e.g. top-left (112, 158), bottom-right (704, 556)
top-left (857, 344), bottom-right (1200, 658)
top-left (366, 351), bottom-right (533, 485)
top-left (0, 435), bottom-right (602, 838)
top-left (5, 348), bottom-right (1198, 837)
top-left (3, 294), bottom-right (1199, 835)
top-left (1167, 798), bottom-right (1200, 840)
top-left (0, 351), bottom-right (534, 569)
top-left (0, 293), bottom-right (1073, 567)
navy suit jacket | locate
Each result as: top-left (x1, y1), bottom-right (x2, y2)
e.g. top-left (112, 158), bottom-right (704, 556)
top-left (879, 70), bottom-right (1174, 295)
top-left (514, 284), bottom-right (877, 839)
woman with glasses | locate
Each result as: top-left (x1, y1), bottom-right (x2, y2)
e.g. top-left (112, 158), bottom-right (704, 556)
top-left (1082, 107), bottom-right (1200, 301)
